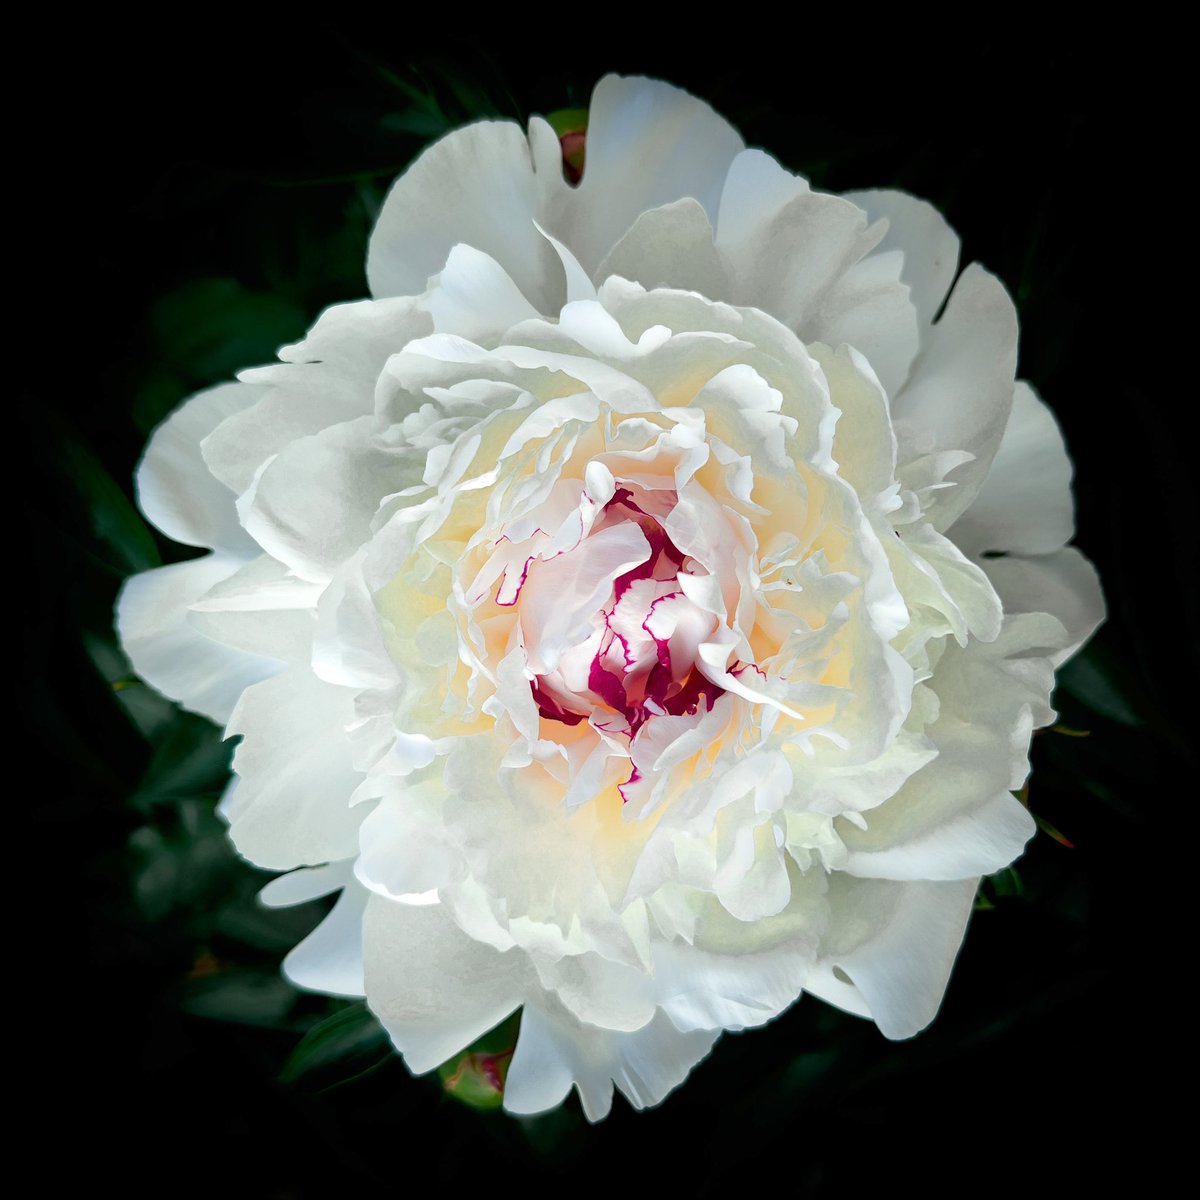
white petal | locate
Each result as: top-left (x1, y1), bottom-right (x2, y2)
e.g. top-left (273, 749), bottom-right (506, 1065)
top-left (814, 875), bottom-right (979, 1039)
top-left (367, 119), bottom-right (559, 310)
top-left (363, 895), bottom-right (527, 1075)
top-left (224, 668), bottom-right (365, 869)
top-left (259, 861), bottom-right (351, 908)
top-left (538, 75), bottom-right (744, 278)
top-left (424, 244), bottom-right (540, 340)
top-left (892, 264), bottom-right (1019, 530)
top-left (240, 416), bottom-right (411, 583)
top-left (137, 382), bottom-right (261, 554)
top-left (842, 189), bottom-right (961, 330)
top-left (653, 936), bottom-right (813, 1033)
top-left (949, 381), bottom-right (1076, 557)
top-left (504, 1002), bottom-right (718, 1122)
top-left (807, 249), bottom-right (918, 399)
top-left (283, 878), bottom-right (368, 997)
top-left (720, 180), bottom-right (880, 330)
top-left (117, 553), bottom-right (279, 724)
top-left (595, 198), bottom-right (729, 300)
top-left (206, 298), bottom-right (430, 495)
top-left (983, 547), bottom-right (1106, 666)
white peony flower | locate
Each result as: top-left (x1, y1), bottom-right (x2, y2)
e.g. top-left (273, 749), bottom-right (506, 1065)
top-left (117, 75), bottom-right (1104, 1120)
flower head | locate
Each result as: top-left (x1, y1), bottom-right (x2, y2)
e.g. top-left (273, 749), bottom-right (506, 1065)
top-left (118, 75), bottom-right (1104, 1120)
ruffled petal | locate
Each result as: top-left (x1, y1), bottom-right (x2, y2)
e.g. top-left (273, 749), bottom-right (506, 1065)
top-left (363, 896), bottom-right (527, 1076)
top-left (537, 74), bottom-right (744, 278)
top-left (950, 381), bottom-right (1076, 557)
top-left (892, 265), bottom-right (1019, 530)
top-left (811, 875), bottom-right (979, 1039)
top-left (504, 1002), bottom-right (718, 1122)
top-left (283, 876), bottom-right (369, 998)
top-left (842, 188), bottom-right (961, 331)
top-left (136, 382), bottom-right (261, 554)
top-left (117, 553), bottom-right (280, 724)
top-left (983, 547), bottom-right (1106, 666)
top-left (224, 667), bottom-right (365, 869)
top-left (368, 120), bottom-right (559, 309)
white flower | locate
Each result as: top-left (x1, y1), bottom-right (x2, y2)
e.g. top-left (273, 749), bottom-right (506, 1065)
top-left (117, 75), bottom-right (1104, 1120)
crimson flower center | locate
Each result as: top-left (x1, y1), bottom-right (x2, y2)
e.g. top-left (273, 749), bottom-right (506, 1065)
top-left (527, 488), bottom-right (726, 739)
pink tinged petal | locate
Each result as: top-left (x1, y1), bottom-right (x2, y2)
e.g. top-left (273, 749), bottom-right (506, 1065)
top-left (842, 188), bottom-right (962, 331)
top-left (537, 74), bottom-right (744, 278)
top-left (982, 547), bottom-right (1106, 666)
top-left (367, 119), bottom-right (559, 310)
top-left (224, 668), bottom-right (366, 870)
top-left (363, 895), bottom-right (526, 1076)
top-left (595, 198), bottom-right (729, 300)
top-left (117, 553), bottom-right (281, 725)
top-left (283, 880), bottom-right (368, 998)
top-left (504, 1003), bottom-right (718, 1122)
top-left (137, 382), bottom-right (261, 554)
top-left (812, 875), bottom-right (979, 1039)
top-left (949, 381), bottom-right (1076, 558)
top-left (891, 265), bottom-right (1019, 531)
top-left (423, 244), bottom-right (541, 341)
top-left (520, 523), bottom-right (652, 674)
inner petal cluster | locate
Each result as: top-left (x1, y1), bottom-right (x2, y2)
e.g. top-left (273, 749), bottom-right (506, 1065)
top-left (530, 485), bottom-right (725, 735)
top-left (476, 473), bottom-right (732, 804)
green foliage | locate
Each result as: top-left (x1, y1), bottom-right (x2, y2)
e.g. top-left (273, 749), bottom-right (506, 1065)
top-left (279, 1003), bottom-right (392, 1087)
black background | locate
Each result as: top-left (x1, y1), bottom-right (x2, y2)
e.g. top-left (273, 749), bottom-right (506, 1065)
top-left (22, 24), bottom-right (1190, 1196)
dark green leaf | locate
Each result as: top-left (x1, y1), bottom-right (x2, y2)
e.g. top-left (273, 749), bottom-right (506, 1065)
top-left (279, 1003), bottom-right (391, 1084)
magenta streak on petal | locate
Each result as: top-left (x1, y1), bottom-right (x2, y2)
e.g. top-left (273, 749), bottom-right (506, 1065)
top-left (731, 660), bottom-right (767, 680)
top-left (601, 610), bottom-right (636, 669)
top-left (527, 483), bottom-right (724, 752)
top-left (531, 679), bottom-right (588, 725)
top-left (495, 555), bottom-right (536, 606)
top-left (588, 652), bottom-right (631, 715)
top-left (617, 763), bottom-right (642, 805)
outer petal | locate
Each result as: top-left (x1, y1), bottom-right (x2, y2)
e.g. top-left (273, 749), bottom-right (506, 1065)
top-left (205, 298), bottom-right (430, 495)
top-left (983, 547), bottom-right (1106, 666)
top-left (367, 120), bottom-right (559, 310)
top-left (949, 381), bottom-right (1075, 557)
top-left (283, 878), bottom-right (369, 998)
top-left (239, 416), bottom-right (415, 584)
top-left (810, 875), bottom-right (979, 1039)
top-left (537, 74), bottom-right (744, 277)
top-left (595, 198), bottom-right (729, 300)
top-left (363, 896), bottom-right (527, 1076)
top-left (116, 553), bottom-right (280, 724)
top-left (504, 1002), bottom-right (719, 1122)
top-left (842, 189), bottom-right (961, 330)
top-left (224, 668), bottom-right (365, 869)
top-left (136, 382), bottom-right (261, 555)
top-left (892, 265), bottom-right (1019, 530)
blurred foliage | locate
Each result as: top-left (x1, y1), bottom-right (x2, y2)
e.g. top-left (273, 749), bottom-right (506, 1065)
top-left (22, 23), bottom-right (1187, 1198)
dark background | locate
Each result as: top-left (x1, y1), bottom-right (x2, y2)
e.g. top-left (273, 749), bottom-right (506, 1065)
top-left (22, 26), bottom-right (1189, 1196)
